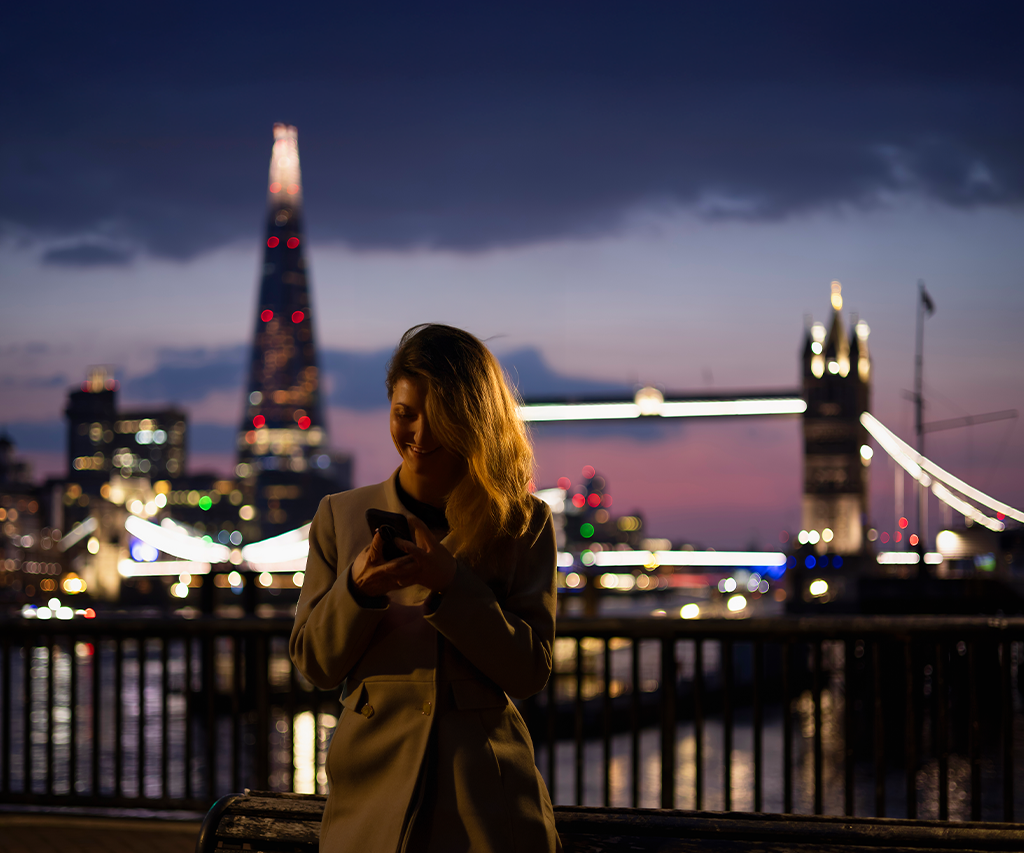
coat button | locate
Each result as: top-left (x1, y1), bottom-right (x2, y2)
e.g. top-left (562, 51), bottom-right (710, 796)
top-left (361, 705), bottom-right (374, 719)
top-left (421, 701), bottom-right (432, 716)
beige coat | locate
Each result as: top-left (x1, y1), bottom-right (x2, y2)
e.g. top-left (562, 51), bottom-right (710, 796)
top-left (289, 473), bottom-right (561, 853)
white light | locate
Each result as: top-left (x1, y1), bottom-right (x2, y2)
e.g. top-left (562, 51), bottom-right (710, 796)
top-left (722, 577), bottom-right (737, 593)
top-left (259, 571), bottom-right (273, 587)
top-left (534, 489), bottom-right (566, 514)
top-left (249, 391), bottom-right (263, 405)
top-left (229, 549), bottom-right (244, 565)
top-left (862, 413), bottom-right (1021, 526)
top-left (227, 571), bottom-right (242, 587)
top-left (659, 398), bottom-right (806, 418)
top-left (811, 342), bottom-right (822, 354)
top-left (241, 523), bottom-right (311, 564)
top-left (923, 552), bottom-right (944, 565)
top-left (129, 500), bottom-right (144, 515)
top-left (58, 517), bottom-right (97, 551)
top-left (179, 573), bottom-right (191, 585)
top-left (144, 501), bottom-right (157, 515)
top-left (616, 574), bottom-right (636, 591)
top-left (877, 552), bottom-right (921, 565)
top-left (239, 505), bottom-right (256, 521)
top-left (595, 550), bottom-right (786, 568)
top-left (119, 559), bottom-right (211, 578)
top-left (517, 397), bottom-right (806, 422)
top-left (797, 530), bottom-right (809, 545)
top-left (36, 608), bottom-right (52, 620)
top-left (153, 429), bottom-right (167, 444)
top-left (821, 528), bottom-right (834, 543)
top-left (556, 552), bottom-right (575, 568)
top-left (680, 603), bottom-right (700, 619)
top-left (48, 598), bottom-right (61, 610)
top-left (581, 551), bottom-right (596, 566)
top-left (809, 579), bottom-right (829, 596)
top-left (758, 580), bottom-right (769, 593)
top-left (565, 572), bottom-right (582, 589)
top-left (746, 574), bottom-right (761, 592)
top-left (807, 530), bottom-right (820, 545)
top-left (931, 482), bottom-right (1005, 533)
top-left (171, 583), bottom-right (189, 599)
top-left (87, 537), bottom-right (100, 555)
top-left (600, 573), bottom-right (620, 589)
top-left (154, 493), bottom-right (167, 508)
top-left (860, 445), bottom-right (873, 461)
top-left (125, 515), bottom-right (231, 564)
top-left (292, 571), bottom-right (305, 587)
top-left (634, 387), bottom-right (664, 416)
top-left (727, 595), bottom-right (747, 612)
top-left (935, 530), bottom-right (960, 556)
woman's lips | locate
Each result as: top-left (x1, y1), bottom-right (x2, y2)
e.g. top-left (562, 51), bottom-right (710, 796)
top-left (407, 445), bottom-right (438, 457)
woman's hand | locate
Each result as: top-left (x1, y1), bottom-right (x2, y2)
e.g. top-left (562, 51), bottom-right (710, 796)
top-left (395, 515), bottom-right (457, 593)
top-left (350, 531), bottom-right (418, 598)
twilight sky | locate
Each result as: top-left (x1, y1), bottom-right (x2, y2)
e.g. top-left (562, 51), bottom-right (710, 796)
top-left (2, 1), bottom-right (1022, 547)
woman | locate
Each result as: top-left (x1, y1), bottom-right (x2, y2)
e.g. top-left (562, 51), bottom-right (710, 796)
top-left (290, 324), bottom-right (561, 853)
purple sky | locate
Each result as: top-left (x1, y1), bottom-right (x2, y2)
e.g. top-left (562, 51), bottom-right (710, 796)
top-left (2, 2), bottom-right (1022, 547)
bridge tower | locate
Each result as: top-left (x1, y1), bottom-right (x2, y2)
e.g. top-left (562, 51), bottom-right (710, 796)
top-left (801, 282), bottom-right (872, 555)
top-left (237, 124), bottom-right (350, 537)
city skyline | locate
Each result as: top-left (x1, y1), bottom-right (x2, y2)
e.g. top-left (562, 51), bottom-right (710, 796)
top-left (2, 3), bottom-right (1022, 547)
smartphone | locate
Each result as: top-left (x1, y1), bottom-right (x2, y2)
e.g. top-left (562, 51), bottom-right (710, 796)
top-left (365, 509), bottom-right (412, 562)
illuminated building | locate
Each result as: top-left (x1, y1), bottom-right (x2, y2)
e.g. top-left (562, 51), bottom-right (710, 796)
top-left (112, 409), bottom-right (187, 478)
top-left (801, 282), bottom-right (872, 555)
top-left (236, 124), bottom-right (350, 535)
top-left (65, 367), bottom-right (118, 492)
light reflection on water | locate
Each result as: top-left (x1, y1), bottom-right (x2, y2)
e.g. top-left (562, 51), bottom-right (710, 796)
top-left (3, 638), bottom-right (1023, 820)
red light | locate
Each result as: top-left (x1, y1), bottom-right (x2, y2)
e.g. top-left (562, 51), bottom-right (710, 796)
top-left (557, 477), bottom-right (571, 490)
top-left (587, 493), bottom-right (601, 508)
top-left (267, 236), bottom-right (279, 248)
top-left (287, 183), bottom-right (299, 194)
top-left (261, 309), bottom-right (273, 322)
top-left (582, 465), bottom-right (595, 479)
top-left (571, 494), bottom-right (586, 509)
top-left (84, 642), bottom-right (94, 654)
top-left (84, 609), bottom-right (96, 620)
top-left (898, 517), bottom-right (908, 529)
top-left (81, 382), bottom-right (89, 391)
top-left (292, 311), bottom-right (304, 323)
top-left (895, 531), bottom-right (902, 542)
top-left (779, 530), bottom-right (789, 543)
top-left (287, 237), bottom-right (300, 249)
top-left (997, 512), bottom-right (1006, 521)
top-left (253, 415), bottom-right (265, 428)
top-left (601, 494), bottom-right (613, 507)
top-left (245, 431), bottom-right (256, 444)
top-left (909, 534), bottom-right (919, 546)
top-left (298, 416), bottom-right (311, 430)
top-left (880, 532), bottom-right (890, 543)
top-left (269, 182), bottom-right (281, 193)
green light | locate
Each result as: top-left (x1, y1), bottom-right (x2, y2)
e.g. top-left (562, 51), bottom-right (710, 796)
top-left (580, 523), bottom-right (595, 539)
top-left (199, 495), bottom-right (213, 511)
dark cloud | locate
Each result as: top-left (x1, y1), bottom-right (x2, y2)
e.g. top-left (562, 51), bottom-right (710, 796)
top-left (3, 421), bottom-right (64, 453)
top-left (3, 2), bottom-right (1022, 259)
top-left (41, 243), bottom-right (135, 267)
top-left (120, 343), bottom-right (630, 411)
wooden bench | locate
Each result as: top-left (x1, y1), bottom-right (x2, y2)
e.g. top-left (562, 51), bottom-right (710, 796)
top-left (196, 790), bottom-right (1024, 852)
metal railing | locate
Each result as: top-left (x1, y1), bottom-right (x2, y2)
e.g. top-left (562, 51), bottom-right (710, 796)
top-left (1, 615), bottom-right (1021, 821)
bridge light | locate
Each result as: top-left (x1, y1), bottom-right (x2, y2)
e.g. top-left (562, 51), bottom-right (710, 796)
top-left (860, 445), bottom-right (873, 462)
top-left (811, 342), bottom-right (822, 354)
top-left (809, 579), bottom-right (829, 597)
top-left (828, 361), bottom-right (840, 374)
top-left (634, 386), bottom-right (664, 416)
top-left (797, 530), bottom-right (808, 545)
top-left (821, 528), bottom-right (834, 543)
top-left (680, 603), bottom-right (700, 619)
top-left (727, 595), bottom-right (747, 612)
top-left (909, 534), bottom-right (919, 546)
top-left (898, 517), bottom-right (908, 529)
top-left (807, 530), bottom-right (821, 545)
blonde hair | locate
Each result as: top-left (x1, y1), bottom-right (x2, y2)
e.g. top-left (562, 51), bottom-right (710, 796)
top-left (386, 324), bottom-right (535, 558)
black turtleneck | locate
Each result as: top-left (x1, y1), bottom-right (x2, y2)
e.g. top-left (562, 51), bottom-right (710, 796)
top-left (395, 471), bottom-right (450, 534)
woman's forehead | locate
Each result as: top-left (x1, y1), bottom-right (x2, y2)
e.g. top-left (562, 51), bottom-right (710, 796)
top-left (391, 375), bottom-right (428, 406)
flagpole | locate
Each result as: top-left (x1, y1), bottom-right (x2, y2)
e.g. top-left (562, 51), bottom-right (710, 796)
top-left (914, 279), bottom-right (932, 554)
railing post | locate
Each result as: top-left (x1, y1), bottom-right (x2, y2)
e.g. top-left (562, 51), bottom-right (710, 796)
top-left (574, 637), bottom-right (584, 806)
top-left (602, 638), bottom-right (611, 807)
top-left (1002, 637), bottom-right (1014, 822)
top-left (753, 640), bottom-right (763, 814)
top-left (661, 634), bottom-right (676, 809)
top-left (694, 638), bottom-right (704, 811)
top-left (255, 633), bottom-right (270, 790)
top-left (872, 640), bottom-right (885, 817)
top-left (722, 639), bottom-right (733, 812)
top-left (630, 638), bottom-right (640, 807)
top-left (813, 640), bottom-right (823, 816)
top-left (782, 640), bottom-right (791, 814)
top-left (844, 638), bottom-right (854, 817)
top-left (904, 639), bottom-right (917, 819)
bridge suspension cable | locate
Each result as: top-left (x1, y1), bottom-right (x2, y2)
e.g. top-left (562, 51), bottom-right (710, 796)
top-left (860, 412), bottom-right (1024, 532)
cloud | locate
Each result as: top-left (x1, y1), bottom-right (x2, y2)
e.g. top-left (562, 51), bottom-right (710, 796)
top-left (41, 243), bottom-right (135, 267)
top-left (4, 3), bottom-right (1022, 259)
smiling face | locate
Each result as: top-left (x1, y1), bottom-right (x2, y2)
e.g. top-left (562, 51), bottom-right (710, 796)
top-left (390, 375), bottom-right (466, 507)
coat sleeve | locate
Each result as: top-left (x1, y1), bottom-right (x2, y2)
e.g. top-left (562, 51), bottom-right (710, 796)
top-left (289, 495), bottom-right (387, 689)
top-left (424, 501), bottom-right (557, 699)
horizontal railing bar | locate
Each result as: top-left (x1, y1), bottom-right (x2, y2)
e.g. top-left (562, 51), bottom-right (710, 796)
top-left (5, 614), bottom-right (1024, 641)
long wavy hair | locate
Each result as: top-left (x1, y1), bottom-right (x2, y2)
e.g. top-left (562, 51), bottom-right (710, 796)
top-left (386, 324), bottom-right (535, 558)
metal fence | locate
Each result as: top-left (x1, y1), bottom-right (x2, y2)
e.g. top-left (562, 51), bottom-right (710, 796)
top-left (1, 615), bottom-right (1021, 821)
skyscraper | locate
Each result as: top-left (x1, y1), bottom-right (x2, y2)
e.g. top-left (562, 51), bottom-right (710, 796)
top-left (237, 124), bottom-right (350, 535)
top-left (801, 282), bottom-right (872, 555)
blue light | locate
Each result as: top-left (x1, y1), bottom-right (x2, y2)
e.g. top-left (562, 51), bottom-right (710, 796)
top-left (786, 555), bottom-right (797, 569)
top-left (805, 555), bottom-right (816, 569)
top-left (833, 555), bottom-right (843, 568)
top-left (129, 538), bottom-right (159, 563)
top-left (763, 563), bottom-right (787, 580)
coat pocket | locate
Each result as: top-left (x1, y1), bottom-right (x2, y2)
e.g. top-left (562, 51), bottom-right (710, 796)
top-left (340, 682), bottom-right (367, 714)
top-left (451, 679), bottom-right (508, 710)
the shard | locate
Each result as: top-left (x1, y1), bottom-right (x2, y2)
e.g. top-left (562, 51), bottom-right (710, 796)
top-left (237, 124), bottom-right (349, 536)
